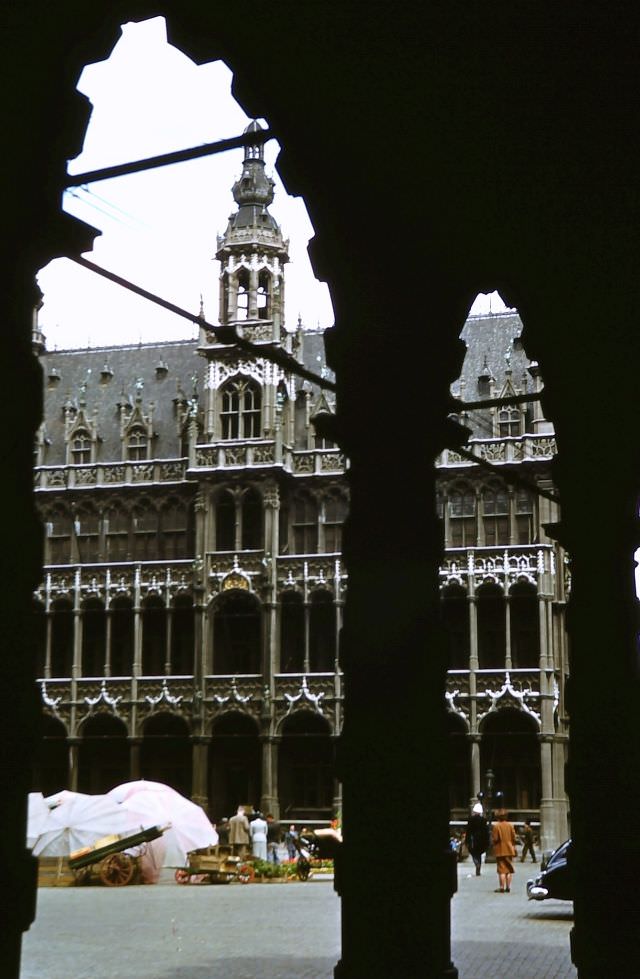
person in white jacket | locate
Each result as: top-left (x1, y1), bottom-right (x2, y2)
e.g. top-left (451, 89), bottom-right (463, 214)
top-left (250, 811), bottom-right (268, 860)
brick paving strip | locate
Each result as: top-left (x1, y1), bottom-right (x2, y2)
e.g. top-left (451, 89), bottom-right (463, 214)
top-left (21, 862), bottom-right (576, 979)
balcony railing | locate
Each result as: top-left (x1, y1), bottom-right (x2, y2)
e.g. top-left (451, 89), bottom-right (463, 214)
top-left (437, 434), bottom-right (557, 467)
top-left (34, 458), bottom-right (188, 490)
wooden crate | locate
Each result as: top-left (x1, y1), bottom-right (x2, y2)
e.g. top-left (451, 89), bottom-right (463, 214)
top-left (38, 856), bottom-right (76, 887)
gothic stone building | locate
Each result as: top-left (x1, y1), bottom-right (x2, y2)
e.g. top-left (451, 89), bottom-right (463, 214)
top-left (31, 127), bottom-right (569, 849)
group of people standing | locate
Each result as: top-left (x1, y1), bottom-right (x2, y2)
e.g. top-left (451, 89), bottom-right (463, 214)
top-left (216, 806), bottom-right (301, 863)
top-left (463, 803), bottom-right (537, 894)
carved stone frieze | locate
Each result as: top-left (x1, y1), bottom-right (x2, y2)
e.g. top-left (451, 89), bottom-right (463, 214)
top-left (223, 446), bottom-right (247, 466)
top-left (293, 454), bottom-right (314, 473)
top-left (160, 462), bottom-right (185, 481)
top-left (103, 465), bottom-right (127, 483)
top-left (47, 469), bottom-right (67, 488)
top-left (195, 446), bottom-right (216, 467)
top-left (253, 445), bottom-right (275, 465)
top-left (75, 467), bottom-right (96, 485)
top-left (131, 464), bottom-right (154, 482)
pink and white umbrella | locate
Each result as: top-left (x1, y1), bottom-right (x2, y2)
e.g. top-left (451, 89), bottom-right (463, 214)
top-left (106, 780), bottom-right (218, 868)
top-left (26, 792), bottom-right (49, 849)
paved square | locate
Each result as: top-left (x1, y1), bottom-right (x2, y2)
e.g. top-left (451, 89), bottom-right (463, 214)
top-left (21, 861), bottom-right (577, 978)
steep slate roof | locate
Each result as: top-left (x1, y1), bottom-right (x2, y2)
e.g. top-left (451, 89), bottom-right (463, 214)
top-left (39, 329), bottom-right (335, 466)
top-left (40, 339), bottom-right (201, 465)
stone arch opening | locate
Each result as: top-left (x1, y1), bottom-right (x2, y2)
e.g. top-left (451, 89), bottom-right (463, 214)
top-left (78, 713), bottom-right (128, 794)
top-left (50, 598), bottom-right (73, 678)
top-left (280, 590), bottom-right (304, 673)
top-left (141, 594), bottom-right (166, 676)
top-left (309, 589), bottom-right (335, 672)
top-left (213, 591), bottom-right (261, 675)
top-left (509, 581), bottom-right (539, 668)
top-left (441, 582), bottom-right (469, 670)
top-left (278, 710), bottom-right (334, 822)
top-left (141, 712), bottom-right (192, 796)
top-left (171, 593), bottom-right (194, 675)
top-left (446, 711), bottom-right (470, 817)
top-left (476, 582), bottom-right (505, 670)
top-left (81, 596), bottom-right (105, 677)
top-left (209, 712), bottom-right (260, 821)
top-left (32, 715), bottom-right (68, 796)
top-left (480, 707), bottom-right (540, 815)
top-left (110, 595), bottom-right (134, 676)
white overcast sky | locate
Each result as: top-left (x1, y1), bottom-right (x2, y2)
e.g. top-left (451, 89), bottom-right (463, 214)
top-left (36, 16), bottom-right (505, 351)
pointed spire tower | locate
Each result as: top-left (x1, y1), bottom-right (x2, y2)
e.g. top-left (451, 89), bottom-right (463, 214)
top-left (212, 120), bottom-right (289, 345)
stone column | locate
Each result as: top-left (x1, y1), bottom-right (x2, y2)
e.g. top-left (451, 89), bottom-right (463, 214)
top-left (44, 611), bottom-right (52, 679)
top-left (128, 737), bottom-right (142, 782)
top-left (104, 606), bottom-right (112, 677)
top-left (68, 737), bottom-right (80, 792)
top-left (469, 733), bottom-right (481, 801)
top-left (260, 735), bottom-right (280, 819)
top-left (191, 736), bottom-right (210, 811)
top-left (165, 605), bottom-right (172, 675)
top-left (504, 593), bottom-right (512, 670)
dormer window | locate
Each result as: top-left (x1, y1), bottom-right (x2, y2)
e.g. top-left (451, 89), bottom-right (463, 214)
top-left (127, 426), bottom-right (148, 461)
top-left (71, 431), bottom-right (92, 464)
top-left (498, 408), bottom-right (522, 438)
top-left (220, 378), bottom-right (262, 439)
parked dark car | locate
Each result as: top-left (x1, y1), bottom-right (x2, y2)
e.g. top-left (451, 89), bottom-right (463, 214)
top-left (526, 838), bottom-right (572, 901)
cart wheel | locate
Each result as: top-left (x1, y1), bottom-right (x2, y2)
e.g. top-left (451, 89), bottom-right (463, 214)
top-left (100, 853), bottom-right (135, 887)
top-left (174, 868), bottom-right (191, 885)
top-left (296, 856), bottom-right (311, 881)
top-left (237, 862), bottom-right (255, 884)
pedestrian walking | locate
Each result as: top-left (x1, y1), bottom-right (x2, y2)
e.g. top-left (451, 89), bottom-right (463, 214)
top-left (464, 802), bottom-right (490, 876)
top-left (519, 819), bottom-right (537, 862)
top-left (228, 805), bottom-right (251, 858)
top-left (492, 809), bottom-right (517, 893)
top-left (266, 813), bottom-right (282, 864)
top-left (250, 810), bottom-right (268, 860)
top-left (284, 824), bottom-right (298, 860)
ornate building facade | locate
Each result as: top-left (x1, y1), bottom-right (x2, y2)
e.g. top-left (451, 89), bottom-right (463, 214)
top-left (32, 125), bottom-right (568, 849)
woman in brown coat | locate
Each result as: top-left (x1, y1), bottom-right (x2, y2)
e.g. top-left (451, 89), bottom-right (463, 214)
top-left (491, 809), bottom-right (517, 893)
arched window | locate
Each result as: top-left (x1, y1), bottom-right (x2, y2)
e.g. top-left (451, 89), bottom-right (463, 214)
top-left (257, 269), bottom-right (270, 319)
top-left (309, 590), bottom-right (336, 672)
top-left (241, 487), bottom-right (263, 550)
top-left (480, 708), bottom-right (540, 811)
top-left (127, 426), bottom-right (148, 461)
top-left (292, 493), bottom-right (318, 554)
top-left (280, 591), bottom-right (304, 673)
top-left (220, 378), bottom-right (262, 439)
top-left (141, 596), bottom-right (166, 676)
top-left (110, 597), bottom-right (134, 676)
top-left (510, 582), bottom-right (540, 667)
top-left (71, 430), bottom-right (92, 464)
top-left (446, 712), bottom-right (471, 812)
top-left (105, 505), bottom-right (130, 561)
top-left (448, 486), bottom-right (477, 547)
top-left (278, 712), bottom-right (334, 819)
top-left (441, 583), bottom-right (469, 669)
top-left (515, 488), bottom-right (534, 544)
top-left (48, 509), bottom-right (72, 564)
top-left (476, 583), bottom-right (505, 669)
top-left (215, 490), bottom-right (236, 551)
top-left (82, 598), bottom-right (105, 677)
top-left (482, 485), bottom-right (509, 546)
top-left (322, 491), bottom-right (348, 553)
top-left (132, 504), bottom-right (159, 560)
top-left (236, 268), bottom-right (249, 321)
top-left (213, 593), bottom-right (261, 675)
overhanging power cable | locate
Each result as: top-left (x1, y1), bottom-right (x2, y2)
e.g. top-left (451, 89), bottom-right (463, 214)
top-left (70, 255), bottom-right (336, 393)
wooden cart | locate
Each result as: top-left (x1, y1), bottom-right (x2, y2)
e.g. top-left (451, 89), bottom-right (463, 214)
top-left (174, 844), bottom-right (255, 885)
top-left (68, 824), bottom-right (168, 887)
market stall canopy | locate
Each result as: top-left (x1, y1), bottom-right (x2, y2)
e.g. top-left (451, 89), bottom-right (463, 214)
top-left (106, 780), bottom-right (218, 867)
top-left (32, 791), bottom-right (139, 857)
top-left (26, 792), bottom-right (49, 849)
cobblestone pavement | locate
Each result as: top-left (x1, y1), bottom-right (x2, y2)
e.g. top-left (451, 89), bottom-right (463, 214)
top-left (21, 861), bottom-right (576, 979)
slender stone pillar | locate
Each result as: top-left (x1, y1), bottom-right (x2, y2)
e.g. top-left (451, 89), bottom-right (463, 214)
top-left (191, 736), bottom-right (210, 811)
top-left (68, 738), bottom-right (80, 792)
top-left (260, 735), bottom-right (279, 819)
top-left (469, 734), bottom-right (481, 800)
top-left (128, 737), bottom-right (141, 782)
